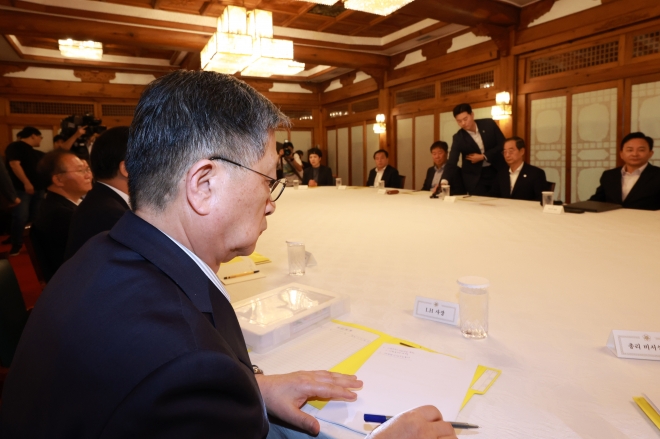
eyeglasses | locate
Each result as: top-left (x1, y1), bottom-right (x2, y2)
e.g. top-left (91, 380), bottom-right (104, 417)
top-left (210, 156), bottom-right (285, 202)
top-left (57, 167), bottom-right (91, 176)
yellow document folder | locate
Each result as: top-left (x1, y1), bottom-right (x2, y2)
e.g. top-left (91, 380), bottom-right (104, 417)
top-left (308, 320), bottom-right (501, 410)
top-left (634, 396), bottom-right (660, 430)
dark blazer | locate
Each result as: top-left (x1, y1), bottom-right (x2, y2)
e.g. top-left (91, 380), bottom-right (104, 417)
top-left (0, 212), bottom-right (268, 439)
top-left (489, 162), bottom-right (547, 202)
top-left (448, 118), bottom-right (506, 194)
top-left (64, 182), bottom-right (130, 260)
top-left (31, 191), bottom-right (77, 281)
top-left (302, 165), bottom-right (334, 186)
top-left (589, 164), bottom-right (660, 210)
top-left (422, 163), bottom-right (465, 195)
top-left (366, 165), bottom-right (401, 188)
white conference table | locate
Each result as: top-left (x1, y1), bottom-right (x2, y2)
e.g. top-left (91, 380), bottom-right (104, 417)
top-left (226, 186), bottom-right (660, 439)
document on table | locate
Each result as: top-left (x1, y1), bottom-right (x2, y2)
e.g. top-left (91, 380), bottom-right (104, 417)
top-left (249, 322), bottom-right (380, 374)
top-left (316, 344), bottom-right (478, 434)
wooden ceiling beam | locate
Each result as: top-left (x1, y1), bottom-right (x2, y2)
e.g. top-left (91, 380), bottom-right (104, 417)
top-left (294, 45), bottom-right (389, 70)
top-left (317, 10), bottom-right (355, 32)
top-left (399, 0), bottom-right (519, 28)
top-left (279, 3), bottom-right (318, 28)
top-left (0, 9), bottom-right (210, 52)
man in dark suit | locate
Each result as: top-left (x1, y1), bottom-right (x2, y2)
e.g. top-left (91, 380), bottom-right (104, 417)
top-left (366, 149), bottom-right (401, 188)
top-left (31, 150), bottom-right (92, 281)
top-left (589, 132), bottom-right (660, 210)
top-left (448, 103), bottom-right (506, 196)
top-left (490, 137), bottom-right (547, 202)
top-left (302, 147), bottom-right (334, 186)
top-left (422, 140), bottom-right (465, 195)
top-left (64, 126), bottom-right (130, 259)
top-left (1, 71), bottom-right (456, 439)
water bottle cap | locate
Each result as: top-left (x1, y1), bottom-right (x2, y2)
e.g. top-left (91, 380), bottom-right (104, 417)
top-left (457, 276), bottom-right (489, 289)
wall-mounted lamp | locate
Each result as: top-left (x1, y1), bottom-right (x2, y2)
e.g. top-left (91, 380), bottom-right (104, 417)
top-left (374, 114), bottom-right (386, 134)
top-left (491, 91), bottom-right (512, 120)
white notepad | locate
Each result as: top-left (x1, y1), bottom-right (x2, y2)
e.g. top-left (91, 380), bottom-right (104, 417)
top-left (316, 344), bottom-right (478, 434)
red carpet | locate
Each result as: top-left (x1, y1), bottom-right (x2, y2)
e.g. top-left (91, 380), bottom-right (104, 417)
top-left (0, 235), bottom-right (43, 309)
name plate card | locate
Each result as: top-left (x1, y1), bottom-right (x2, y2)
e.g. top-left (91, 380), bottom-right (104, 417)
top-left (377, 189), bottom-right (387, 195)
top-left (413, 296), bottom-right (459, 326)
top-left (444, 196), bottom-right (457, 203)
top-left (543, 205), bottom-right (564, 214)
top-left (297, 185), bottom-right (308, 190)
top-left (338, 185), bottom-right (347, 190)
top-left (607, 330), bottom-right (660, 360)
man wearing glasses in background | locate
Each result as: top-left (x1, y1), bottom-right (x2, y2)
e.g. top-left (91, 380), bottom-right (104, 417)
top-left (30, 149), bottom-right (92, 281)
top-left (1, 71), bottom-right (457, 439)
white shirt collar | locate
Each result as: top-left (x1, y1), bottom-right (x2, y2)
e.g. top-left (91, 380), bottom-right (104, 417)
top-left (160, 231), bottom-right (231, 303)
top-left (621, 162), bottom-right (648, 176)
top-left (98, 182), bottom-right (131, 208)
top-left (509, 162), bottom-right (524, 175)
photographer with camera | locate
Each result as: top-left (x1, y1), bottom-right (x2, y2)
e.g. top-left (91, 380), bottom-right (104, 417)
top-left (59, 114), bottom-right (107, 162)
top-left (277, 140), bottom-right (303, 185)
top-left (53, 126), bottom-right (87, 152)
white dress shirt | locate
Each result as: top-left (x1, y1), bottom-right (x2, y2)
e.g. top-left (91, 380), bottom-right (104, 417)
top-left (509, 162), bottom-right (524, 194)
top-left (466, 128), bottom-right (490, 167)
top-left (621, 163), bottom-right (648, 201)
top-left (373, 167), bottom-right (385, 187)
top-left (431, 164), bottom-right (445, 188)
top-left (161, 230), bottom-right (230, 303)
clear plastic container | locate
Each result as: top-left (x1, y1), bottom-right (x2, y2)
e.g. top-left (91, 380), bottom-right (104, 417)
top-left (458, 276), bottom-right (489, 339)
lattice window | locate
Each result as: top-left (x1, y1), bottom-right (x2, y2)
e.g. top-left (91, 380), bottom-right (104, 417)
top-left (328, 105), bottom-right (349, 118)
top-left (284, 110), bottom-right (313, 121)
top-left (9, 101), bottom-right (94, 115)
top-left (395, 84), bottom-right (435, 105)
top-left (352, 98), bottom-right (379, 114)
top-left (633, 30), bottom-right (660, 58)
top-left (101, 104), bottom-right (136, 117)
top-left (529, 41), bottom-right (619, 78)
top-left (440, 71), bottom-right (495, 96)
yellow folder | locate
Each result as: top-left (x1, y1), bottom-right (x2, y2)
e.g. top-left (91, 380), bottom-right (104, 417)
top-left (308, 320), bottom-right (501, 410)
top-left (634, 396), bottom-right (660, 430)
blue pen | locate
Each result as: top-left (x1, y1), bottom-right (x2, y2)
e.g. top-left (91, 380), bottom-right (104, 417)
top-left (364, 414), bottom-right (479, 429)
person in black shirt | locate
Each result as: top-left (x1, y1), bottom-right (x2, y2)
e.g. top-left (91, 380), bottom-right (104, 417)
top-left (302, 147), bottom-right (334, 187)
top-left (5, 126), bottom-right (46, 256)
top-left (31, 150), bottom-right (92, 281)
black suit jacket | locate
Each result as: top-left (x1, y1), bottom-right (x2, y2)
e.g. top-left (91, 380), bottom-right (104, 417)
top-left (64, 182), bottom-right (130, 260)
top-left (448, 118), bottom-right (506, 194)
top-left (302, 165), bottom-right (334, 186)
top-left (1, 212), bottom-right (269, 439)
top-left (366, 165), bottom-right (401, 188)
top-left (589, 164), bottom-right (660, 210)
top-left (421, 163), bottom-right (465, 195)
top-left (489, 162), bottom-right (547, 202)
top-left (31, 191), bottom-right (77, 281)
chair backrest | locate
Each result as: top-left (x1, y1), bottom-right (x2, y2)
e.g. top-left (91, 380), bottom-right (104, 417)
top-left (23, 224), bottom-right (46, 286)
top-left (399, 175), bottom-right (406, 189)
top-left (0, 259), bottom-right (29, 367)
top-left (545, 181), bottom-right (556, 192)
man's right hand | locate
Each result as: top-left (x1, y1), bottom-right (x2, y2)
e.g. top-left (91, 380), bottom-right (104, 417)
top-left (367, 406), bottom-right (457, 439)
top-left (24, 183), bottom-right (34, 195)
top-left (9, 197), bottom-right (21, 207)
top-left (308, 180), bottom-right (318, 187)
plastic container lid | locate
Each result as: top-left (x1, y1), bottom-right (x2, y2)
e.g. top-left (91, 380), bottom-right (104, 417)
top-left (457, 276), bottom-right (490, 289)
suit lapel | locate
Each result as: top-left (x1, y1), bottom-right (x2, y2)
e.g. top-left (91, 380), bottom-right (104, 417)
top-left (624, 164), bottom-right (655, 203)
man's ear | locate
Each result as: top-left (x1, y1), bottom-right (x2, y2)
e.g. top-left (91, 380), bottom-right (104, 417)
top-left (119, 161), bottom-right (129, 178)
top-left (51, 173), bottom-right (65, 188)
top-left (185, 160), bottom-right (215, 216)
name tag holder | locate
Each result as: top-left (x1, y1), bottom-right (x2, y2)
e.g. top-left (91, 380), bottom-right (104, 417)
top-left (413, 296), bottom-right (459, 326)
top-left (543, 205), bottom-right (563, 214)
top-left (607, 330), bottom-right (660, 360)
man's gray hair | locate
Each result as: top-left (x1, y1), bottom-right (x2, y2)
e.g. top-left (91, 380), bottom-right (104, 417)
top-left (126, 70), bottom-right (289, 211)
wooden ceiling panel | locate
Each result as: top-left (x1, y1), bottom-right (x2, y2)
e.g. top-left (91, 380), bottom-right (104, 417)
top-left (374, 13), bottom-right (425, 30)
top-left (257, 0), bottom-right (312, 15)
top-left (95, 0), bottom-right (156, 10)
top-left (338, 10), bottom-right (377, 25)
top-left (287, 14), bottom-right (332, 31)
top-left (272, 11), bottom-right (297, 26)
top-left (322, 21), bottom-right (365, 35)
top-left (354, 23), bottom-right (401, 38)
top-left (156, 0), bottom-right (208, 14)
top-left (15, 36), bottom-right (175, 59)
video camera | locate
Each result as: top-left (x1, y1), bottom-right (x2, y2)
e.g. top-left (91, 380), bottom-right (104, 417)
top-left (60, 114), bottom-right (107, 147)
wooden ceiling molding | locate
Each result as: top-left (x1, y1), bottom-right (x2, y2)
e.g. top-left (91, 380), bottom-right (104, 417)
top-left (73, 70), bottom-right (117, 83)
top-left (518, 0), bottom-right (558, 30)
top-left (0, 64), bottom-right (28, 76)
top-left (399, 0), bottom-right (519, 28)
top-left (473, 23), bottom-right (511, 56)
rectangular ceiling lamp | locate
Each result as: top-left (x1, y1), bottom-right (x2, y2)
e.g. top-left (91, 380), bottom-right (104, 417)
top-left (247, 9), bottom-right (273, 39)
top-left (219, 5), bottom-right (248, 34)
top-left (58, 39), bottom-right (103, 60)
top-left (201, 32), bottom-right (255, 74)
top-left (343, 0), bottom-right (415, 16)
top-left (241, 38), bottom-right (305, 77)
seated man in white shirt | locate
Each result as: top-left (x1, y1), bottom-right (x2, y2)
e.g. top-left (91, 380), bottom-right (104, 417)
top-left (365, 149), bottom-right (401, 188)
top-left (589, 132), bottom-right (660, 210)
top-left (489, 137), bottom-right (546, 202)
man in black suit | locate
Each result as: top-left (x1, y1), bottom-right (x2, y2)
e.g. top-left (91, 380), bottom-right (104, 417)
top-left (366, 149), bottom-right (401, 188)
top-left (31, 150), bottom-right (92, 281)
top-left (422, 141), bottom-right (465, 195)
top-left (589, 132), bottom-right (660, 210)
top-left (448, 103), bottom-right (506, 196)
top-left (64, 126), bottom-right (131, 259)
top-left (302, 147), bottom-right (334, 186)
top-left (490, 137), bottom-right (547, 202)
top-left (1, 71), bottom-right (457, 439)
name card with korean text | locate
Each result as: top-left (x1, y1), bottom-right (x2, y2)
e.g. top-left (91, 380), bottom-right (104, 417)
top-left (413, 296), bottom-right (459, 326)
top-left (377, 189), bottom-right (387, 195)
top-left (338, 185), bottom-right (347, 190)
top-left (607, 330), bottom-right (660, 360)
top-left (444, 196), bottom-right (457, 203)
top-left (543, 205), bottom-right (564, 214)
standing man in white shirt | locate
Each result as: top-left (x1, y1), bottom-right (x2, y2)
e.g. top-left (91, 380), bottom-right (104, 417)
top-left (489, 137), bottom-right (547, 202)
top-left (448, 103), bottom-right (506, 195)
top-left (589, 132), bottom-right (660, 210)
